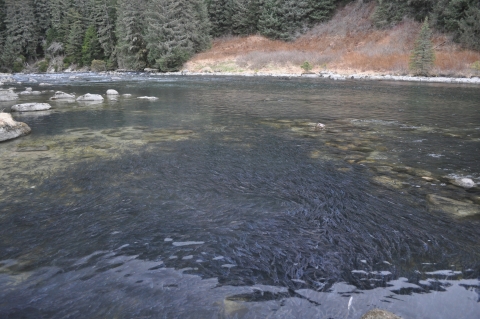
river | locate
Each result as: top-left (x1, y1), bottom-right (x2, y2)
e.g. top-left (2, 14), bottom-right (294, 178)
top-left (0, 73), bottom-right (479, 318)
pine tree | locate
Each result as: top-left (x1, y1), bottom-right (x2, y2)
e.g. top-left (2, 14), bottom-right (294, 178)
top-left (65, 9), bottom-right (85, 65)
top-left (231, 0), bottom-right (262, 35)
top-left (1, 0), bottom-right (39, 69)
top-left (82, 25), bottom-right (103, 66)
top-left (115, 0), bottom-right (148, 70)
top-left (207, 0), bottom-right (234, 37)
top-left (92, 0), bottom-right (117, 67)
top-left (145, 0), bottom-right (211, 71)
top-left (458, 3), bottom-right (480, 50)
top-left (258, 0), bottom-right (291, 40)
top-left (307, 0), bottom-right (336, 24)
top-left (409, 18), bottom-right (435, 76)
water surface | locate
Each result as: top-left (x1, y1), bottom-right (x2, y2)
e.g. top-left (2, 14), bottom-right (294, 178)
top-left (0, 74), bottom-right (479, 318)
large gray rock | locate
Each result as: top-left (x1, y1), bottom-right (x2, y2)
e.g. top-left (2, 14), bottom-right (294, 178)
top-left (76, 93), bottom-right (104, 101)
top-left (11, 103), bottom-right (52, 112)
top-left (50, 91), bottom-right (75, 100)
top-left (448, 176), bottom-right (476, 189)
top-left (106, 89), bottom-right (119, 95)
top-left (0, 89), bottom-right (19, 101)
top-left (0, 112), bottom-right (31, 142)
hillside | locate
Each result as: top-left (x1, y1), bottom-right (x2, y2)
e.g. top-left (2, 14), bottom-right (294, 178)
top-left (186, 1), bottom-right (480, 77)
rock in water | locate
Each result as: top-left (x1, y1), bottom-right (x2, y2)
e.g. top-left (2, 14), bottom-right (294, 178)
top-left (0, 89), bottom-right (19, 101)
top-left (50, 91), bottom-right (75, 100)
top-left (449, 177), bottom-right (476, 189)
top-left (106, 89), bottom-right (119, 95)
top-left (76, 93), bottom-right (104, 101)
top-left (138, 96), bottom-right (158, 101)
top-left (360, 309), bottom-right (401, 319)
top-left (11, 103), bottom-right (51, 112)
top-left (0, 113), bottom-right (31, 142)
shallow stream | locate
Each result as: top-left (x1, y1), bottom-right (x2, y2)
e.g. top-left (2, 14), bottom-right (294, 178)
top-left (0, 74), bottom-right (479, 318)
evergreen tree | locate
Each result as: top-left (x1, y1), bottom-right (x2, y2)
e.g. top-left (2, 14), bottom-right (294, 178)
top-left (308, 0), bottom-right (336, 24)
top-left (458, 3), bottom-right (480, 50)
top-left (115, 0), bottom-right (147, 70)
top-left (231, 0), bottom-right (262, 35)
top-left (1, 0), bottom-right (38, 69)
top-left (65, 9), bottom-right (85, 65)
top-left (208, 0), bottom-right (234, 37)
top-left (145, 0), bottom-right (211, 71)
top-left (92, 0), bottom-right (117, 67)
top-left (82, 25), bottom-right (103, 66)
top-left (409, 18), bottom-right (435, 76)
top-left (258, 0), bottom-right (291, 40)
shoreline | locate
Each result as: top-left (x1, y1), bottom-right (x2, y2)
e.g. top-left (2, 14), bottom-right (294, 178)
top-left (2, 70), bottom-right (480, 85)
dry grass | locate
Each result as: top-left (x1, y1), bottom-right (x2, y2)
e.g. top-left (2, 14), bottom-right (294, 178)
top-left (186, 0), bottom-right (480, 76)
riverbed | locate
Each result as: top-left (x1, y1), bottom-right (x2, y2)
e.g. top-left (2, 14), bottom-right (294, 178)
top-left (0, 73), bottom-right (479, 318)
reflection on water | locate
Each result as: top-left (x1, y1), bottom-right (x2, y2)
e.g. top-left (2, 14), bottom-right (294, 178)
top-left (0, 74), bottom-right (479, 318)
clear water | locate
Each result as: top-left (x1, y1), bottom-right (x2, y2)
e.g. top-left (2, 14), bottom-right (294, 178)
top-left (0, 74), bottom-right (479, 318)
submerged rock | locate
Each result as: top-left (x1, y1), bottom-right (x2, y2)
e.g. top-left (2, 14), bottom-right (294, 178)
top-left (106, 89), bottom-right (119, 95)
top-left (427, 194), bottom-right (479, 217)
top-left (138, 96), bottom-right (158, 101)
top-left (0, 89), bottom-right (19, 101)
top-left (18, 87), bottom-right (41, 95)
top-left (0, 112), bottom-right (31, 142)
top-left (360, 309), bottom-right (401, 319)
top-left (77, 93), bottom-right (104, 101)
top-left (122, 94), bottom-right (132, 98)
top-left (11, 103), bottom-right (51, 112)
top-left (50, 91), bottom-right (75, 100)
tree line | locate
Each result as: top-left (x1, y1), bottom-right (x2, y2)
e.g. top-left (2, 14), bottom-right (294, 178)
top-left (0, 0), bottom-right (479, 72)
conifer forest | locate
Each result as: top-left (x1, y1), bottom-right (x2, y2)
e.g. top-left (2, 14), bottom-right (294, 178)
top-left (0, 0), bottom-right (479, 73)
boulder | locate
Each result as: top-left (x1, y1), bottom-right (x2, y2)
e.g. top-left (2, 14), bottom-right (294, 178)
top-left (106, 89), bottom-right (119, 95)
top-left (427, 194), bottom-right (479, 218)
top-left (0, 112), bottom-right (31, 142)
top-left (76, 93), bottom-right (104, 101)
top-left (11, 103), bottom-right (52, 112)
top-left (448, 177), bottom-right (476, 189)
top-left (50, 91), bottom-right (75, 100)
top-left (39, 83), bottom-right (52, 86)
top-left (138, 96), bottom-right (158, 101)
top-left (0, 89), bottom-right (19, 101)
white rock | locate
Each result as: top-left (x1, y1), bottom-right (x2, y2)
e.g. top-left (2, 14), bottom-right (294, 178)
top-left (76, 93), bottom-right (104, 101)
top-left (50, 91), bottom-right (75, 100)
top-left (0, 89), bottom-right (19, 101)
top-left (138, 96), bottom-right (158, 101)
top-left (39, 83), bottom-right (52, 86)
top-left (106, 89), bottom-right (119, 95)
top-left (450, 177), bottom-right (476, 189)
top-left (18, 89), bottom-right (42, 95)
top-left (11, 103), bottom-right (52, 112)
top-left (0, 112), bottom-right (31, 142)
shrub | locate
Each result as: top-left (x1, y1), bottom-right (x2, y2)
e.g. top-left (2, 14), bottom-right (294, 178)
top-left (63, 56), bottom-right (72, 68)
top-left (301, 61), bottom-right (313, 72)
top-left (38, 60), bottom-right (49, 73)
top-left (91, 59), bottom-right (106, 72)
top-left (12, 56), bottom-right (26, 73)
top-left (472, 61), bottom-right (480, 73)
top-left (409, 18), bottom-right (435, 76)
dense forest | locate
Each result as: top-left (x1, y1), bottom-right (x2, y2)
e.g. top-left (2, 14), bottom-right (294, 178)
top-left (0, 0), bottom-right (479, 72)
